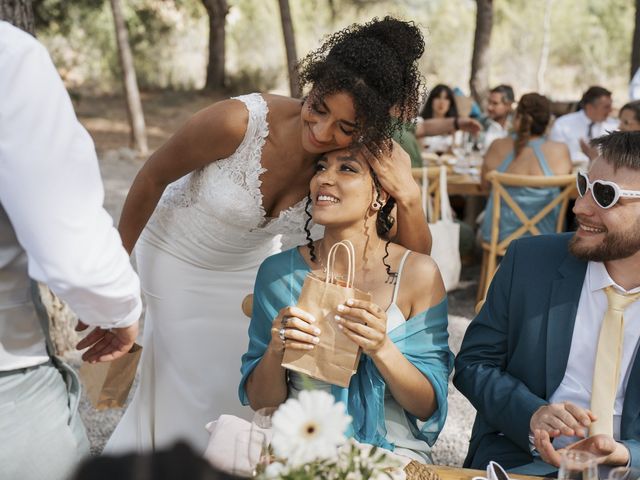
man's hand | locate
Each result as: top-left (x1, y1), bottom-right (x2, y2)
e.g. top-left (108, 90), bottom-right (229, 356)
top-left (76, 322), bottom-right (139, 363)
top-left (534, 429), bottom-right (629, 467)
top-left (531, 402), bottom-right (596, 438)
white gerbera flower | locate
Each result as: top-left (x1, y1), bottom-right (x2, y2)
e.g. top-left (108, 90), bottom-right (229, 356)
top-left (264, 461), bottom-right (287, 479)
top-left (270, 390), bottom-right (351, 466)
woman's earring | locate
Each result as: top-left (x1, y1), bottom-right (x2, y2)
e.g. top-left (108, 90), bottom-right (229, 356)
top-left (371, 200), bottom-right (382, 211)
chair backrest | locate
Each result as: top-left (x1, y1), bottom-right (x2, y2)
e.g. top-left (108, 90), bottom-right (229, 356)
top-left (477, 171), bottom-right (576, 303)
top-left (241, 294), bottom-right (253, 318)
top-left (412, 166), bottom-right (444, 222)
top-left (485, 171), bottom-right (576, 254)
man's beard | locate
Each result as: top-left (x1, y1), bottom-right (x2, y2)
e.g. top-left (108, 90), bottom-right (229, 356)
top-left (569, 218), bottom-right (640, 262)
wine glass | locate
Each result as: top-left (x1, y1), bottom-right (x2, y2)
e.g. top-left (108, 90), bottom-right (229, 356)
top-left (607, 467), bottom-right (640, 480)
top-left (249, 407), bottom-right (276, 477)
top-left (558, 450), bottom-right (598, 480)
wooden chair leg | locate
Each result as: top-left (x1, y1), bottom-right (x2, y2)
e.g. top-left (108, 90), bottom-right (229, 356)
top-left (476, 249), bottom-right (489, 304)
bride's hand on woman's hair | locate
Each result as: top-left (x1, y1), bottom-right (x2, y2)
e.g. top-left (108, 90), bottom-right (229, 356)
top-left (269, 306), bottom-right (320, 354)
top-left (362, 140), bottom-right (419, 205)
top-left (334, 299), bottom-right (390, 356)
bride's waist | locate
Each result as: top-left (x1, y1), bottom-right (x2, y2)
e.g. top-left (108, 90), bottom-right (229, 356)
top-left (142, 221), bottom-right (281, 270)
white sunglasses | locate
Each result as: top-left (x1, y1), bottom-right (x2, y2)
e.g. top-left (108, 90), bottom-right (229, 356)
top-left (577, 170), bottom-right (640, 209)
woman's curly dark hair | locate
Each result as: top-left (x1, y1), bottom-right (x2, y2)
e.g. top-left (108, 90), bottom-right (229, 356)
top-left (298, 16), bottom-right (425, 149)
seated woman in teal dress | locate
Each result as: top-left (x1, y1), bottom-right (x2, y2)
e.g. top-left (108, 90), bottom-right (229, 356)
top-left (480, 93), bottom-right (572, 242)
top-left (239, 148), bottom-right (453, 464)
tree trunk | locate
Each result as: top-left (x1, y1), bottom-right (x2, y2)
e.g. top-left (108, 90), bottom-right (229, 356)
top-left (536, 0), bottom-right (553, 93)
top-left (109, 0), bottom-right (148, 155)
top-left (632, 0), bottom-right (640, 81)
top-left (0, 0), bottom-right (35, 35)
top-left (202, 0), bottom-right (228, 91)
top-left (278, 0), bottom-right (301, 97)
top-left (469, 0), bottom-right (493, 106)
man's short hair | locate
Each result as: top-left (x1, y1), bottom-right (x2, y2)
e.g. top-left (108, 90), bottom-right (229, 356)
top-left (592, 131), bottom-right (640, 172)
top-left (579, 86), bottom-right (612, 108)
top-left (490, 84), bottom-right (515, 104)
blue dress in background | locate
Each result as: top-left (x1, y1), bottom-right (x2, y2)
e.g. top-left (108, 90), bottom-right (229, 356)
top-left (480, 137), bottom-right (560, 243)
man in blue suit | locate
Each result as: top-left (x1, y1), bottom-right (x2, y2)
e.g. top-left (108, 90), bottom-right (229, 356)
top-left (455, 131), bottom-right (640, 474)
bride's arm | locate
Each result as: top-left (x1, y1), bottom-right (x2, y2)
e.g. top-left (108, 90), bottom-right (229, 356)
top-left (363, 141), bottom-right (432, 255)
top-left (118, 100), bottom-right (248, 253)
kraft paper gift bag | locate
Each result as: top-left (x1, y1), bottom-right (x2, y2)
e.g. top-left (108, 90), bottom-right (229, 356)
top-left (79, 343), bottom-right (142, 409)
top-left (281, 240), bottom-right (371, 388)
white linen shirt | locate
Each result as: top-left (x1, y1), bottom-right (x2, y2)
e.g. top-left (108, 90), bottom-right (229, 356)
top-left (549, 110), bottom-right (619, 166)
top-left (549, 261), bottom-right (640, 448)
top-left (0, 22), bottom-right (142, 369)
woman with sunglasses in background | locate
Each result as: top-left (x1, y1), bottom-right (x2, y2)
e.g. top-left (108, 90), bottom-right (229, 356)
top-left (480, 93), bottom-right (573, 242)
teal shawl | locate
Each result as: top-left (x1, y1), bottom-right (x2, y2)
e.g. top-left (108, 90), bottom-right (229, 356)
top-left (239, 248), bottom-right (453, 450)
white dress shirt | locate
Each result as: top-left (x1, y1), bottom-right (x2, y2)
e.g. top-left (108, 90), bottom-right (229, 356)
top-left (481, 115), bottom-right (512, 154)
top-left (549, 261), bottom-right (640, 448)
top-left (549, 110), bottom-right (619, 166)
top-left (0, 22), bottom-right (142, 369)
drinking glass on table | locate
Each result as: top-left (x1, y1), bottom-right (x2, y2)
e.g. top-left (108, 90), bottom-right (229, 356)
top-left (249, 407), bottom-right (276, 477)
top-left (558, 450), bottom-right (598, 480)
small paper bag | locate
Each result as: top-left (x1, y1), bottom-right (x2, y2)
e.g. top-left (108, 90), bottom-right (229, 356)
top-left (282, 240), bottom-right (371, 388)
top-left (79, 343), bottom-right (142, 409)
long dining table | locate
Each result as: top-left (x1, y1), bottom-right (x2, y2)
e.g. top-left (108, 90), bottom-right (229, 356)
top-left (411, 167), bottom-right (489, 197)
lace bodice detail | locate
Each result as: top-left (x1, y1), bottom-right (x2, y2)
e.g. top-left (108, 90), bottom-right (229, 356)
top-left (144, 93), bottom-right (320, 269)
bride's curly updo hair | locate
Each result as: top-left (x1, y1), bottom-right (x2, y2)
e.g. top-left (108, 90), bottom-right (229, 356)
top-left (298, 16), bottom-right (425, 148)
top-left (514, 93), bottom-right (551, 156)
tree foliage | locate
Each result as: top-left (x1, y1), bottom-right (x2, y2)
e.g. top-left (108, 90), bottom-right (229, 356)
top-left (33, 0), bottom-right (638, 104)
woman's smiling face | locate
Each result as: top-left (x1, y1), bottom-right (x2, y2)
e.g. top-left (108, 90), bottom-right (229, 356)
top-left (309, 149), bottom-right (378, 228)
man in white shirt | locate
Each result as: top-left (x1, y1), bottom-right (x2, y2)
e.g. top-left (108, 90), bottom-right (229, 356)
top-left (549, 86), bottom-right (620, 167)
top-left (0, 22), bottom-right (142, 480)
top-left (454, 130), bottom-right (640, 475)
top-left (481, 84), bottom-right (514, 152)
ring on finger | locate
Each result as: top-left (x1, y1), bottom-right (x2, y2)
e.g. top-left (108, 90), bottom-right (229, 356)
top-left (278, 327), bottom-right (286, 343)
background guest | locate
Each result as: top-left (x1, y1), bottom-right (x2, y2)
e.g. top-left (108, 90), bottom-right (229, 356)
top-left (550, 85), bottom-right (619, 166)
top-left (419, 84), bottom-right (460, 154)
top-left (480, 93), bottom-right (572, 243)
top-left (482, 84), bottom-right (515, 152)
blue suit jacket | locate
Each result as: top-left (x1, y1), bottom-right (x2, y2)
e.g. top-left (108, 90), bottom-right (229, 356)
top-left (454, 233), bottom-right (640, 472)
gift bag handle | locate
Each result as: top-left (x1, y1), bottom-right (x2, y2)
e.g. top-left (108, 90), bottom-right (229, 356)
top-left (325, 240), bottom-right (356, 288)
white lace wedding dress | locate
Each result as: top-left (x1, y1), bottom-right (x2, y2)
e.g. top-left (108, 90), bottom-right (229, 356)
top-left (105, 93), bottom-right (319, 454)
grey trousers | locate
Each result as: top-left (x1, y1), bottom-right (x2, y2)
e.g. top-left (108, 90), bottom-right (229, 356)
top-left (0, 360), bottom-right (90, 480)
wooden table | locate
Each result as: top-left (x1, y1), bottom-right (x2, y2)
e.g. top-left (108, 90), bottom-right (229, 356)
top-left (411, 168), bottom-right (488, 197)
top-left (429, 465), bottom-right (544, 480)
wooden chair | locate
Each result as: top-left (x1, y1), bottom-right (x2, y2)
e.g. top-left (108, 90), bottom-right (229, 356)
top-left (241, 294), bottom-right (253, 317)
top-left (412, 166), bottom-right (443, 222)
top-left (476, 171), bottom-right (576, 302)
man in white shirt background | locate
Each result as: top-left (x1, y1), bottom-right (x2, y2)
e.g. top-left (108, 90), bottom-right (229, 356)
top-left (454, 130), bottom-right (640, 475)
top-left (481, 84), bottom-right (515, 152)
top-left (0, 21), bottom-right (142, 480)
top-left (549, 86), bottom-right (620, 167)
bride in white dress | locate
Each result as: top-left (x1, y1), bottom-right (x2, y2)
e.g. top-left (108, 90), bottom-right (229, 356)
top-left (106, 17), bottom-right (432, 454)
